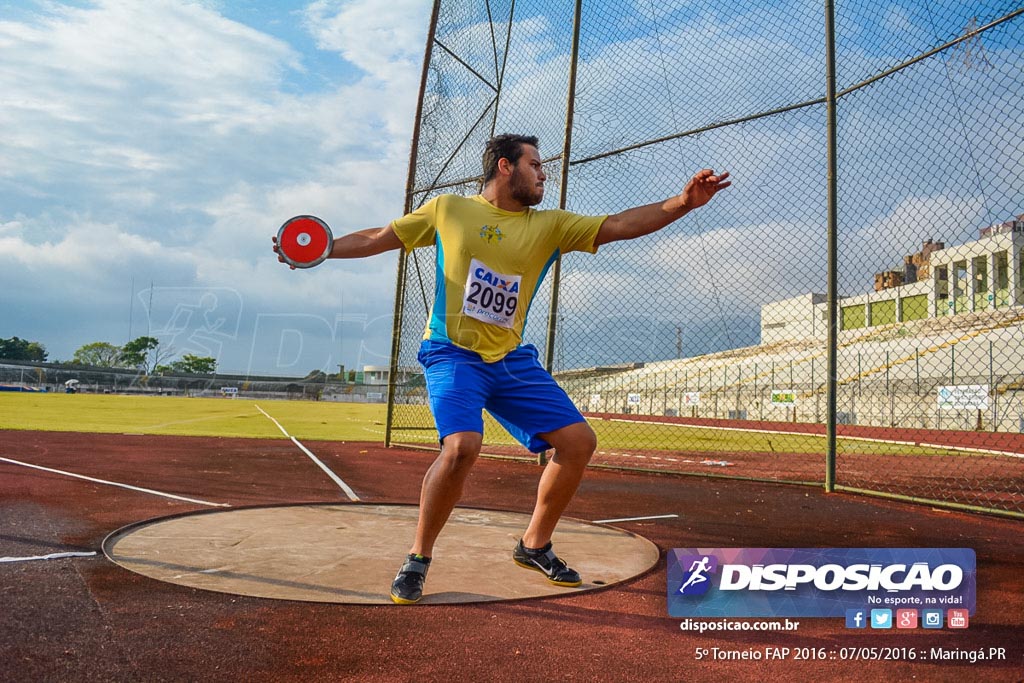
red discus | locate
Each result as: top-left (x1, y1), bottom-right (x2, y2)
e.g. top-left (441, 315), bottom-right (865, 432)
top-left (276, 215), bottom-right (333, 269)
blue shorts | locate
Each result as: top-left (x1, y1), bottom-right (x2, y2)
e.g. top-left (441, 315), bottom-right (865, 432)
top-left (417, 340), bottom-right (586, 453)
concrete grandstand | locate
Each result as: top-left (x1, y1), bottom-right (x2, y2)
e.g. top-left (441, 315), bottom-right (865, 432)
top-left (559, 216), bottom-right (1024, 433)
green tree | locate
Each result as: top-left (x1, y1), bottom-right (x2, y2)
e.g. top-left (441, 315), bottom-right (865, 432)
top-left (119, 336), bottom-right (158, 369)
top-left (120, 336), bottom-right (173, 373)
top-left (0, 337), bottom-right (48, 361)
top-left (72, 341), bottom-right (122, 367)
top-left (170, 354), bottom-right (217, 374)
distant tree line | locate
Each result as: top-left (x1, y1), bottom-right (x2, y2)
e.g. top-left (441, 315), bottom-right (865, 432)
top-left (1, 335), bottom-right (216, 375)
top-left (0, 337), bottom-right (48, 362)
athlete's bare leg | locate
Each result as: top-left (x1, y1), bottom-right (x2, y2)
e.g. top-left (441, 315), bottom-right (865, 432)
top-left (409, 431), bottom-right (483, 557)
top-left (520, 421), bottom-right (596, 548)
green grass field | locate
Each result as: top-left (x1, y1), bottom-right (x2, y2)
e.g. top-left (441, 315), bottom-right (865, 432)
top-left (0, 394), bottom-right (387, 442)
top-left (387, 405), bottom-right (972, 457)
top-left (0, 393), bottom-right (971, 457)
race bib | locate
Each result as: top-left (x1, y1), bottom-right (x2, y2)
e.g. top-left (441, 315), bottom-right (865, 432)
top-left (463, 258), bottom-right (521, 328)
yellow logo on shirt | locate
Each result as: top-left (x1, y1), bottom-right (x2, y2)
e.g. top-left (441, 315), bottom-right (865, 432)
top-left (479, 225), bottom-right (503, 243)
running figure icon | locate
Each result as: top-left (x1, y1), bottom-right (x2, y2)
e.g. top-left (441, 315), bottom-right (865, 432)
top-left (679, 556), bottom-right (712, 594)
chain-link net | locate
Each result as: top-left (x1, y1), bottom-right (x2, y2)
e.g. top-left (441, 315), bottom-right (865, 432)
top-left (832, 2), bottom-right (1024, 513)
top-left (389, 0), bottom-right (1024, 518)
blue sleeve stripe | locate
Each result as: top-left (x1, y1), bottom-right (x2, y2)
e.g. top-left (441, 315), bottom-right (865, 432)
top-left (521, 248), bottom-right (561, 332)
top-left (427, 232), bottom-right (451, 343)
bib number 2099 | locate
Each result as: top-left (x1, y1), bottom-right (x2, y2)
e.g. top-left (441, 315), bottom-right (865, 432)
top-left (466, 282), bottom-right (517, 317)
top-left (463, 258), bottom-right (521, 329)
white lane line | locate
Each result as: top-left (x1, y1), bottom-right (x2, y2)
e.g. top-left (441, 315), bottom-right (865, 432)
top-left (255, 404), bottom-right (291, 437)
top-left (255, 404), bottom-right (360, 502)
top-left (1, 551), bottom-right (98, 563)
top-left (0, 457), bottom-right (229, 507)
top-left (592, 514), bottom-right (679, 524)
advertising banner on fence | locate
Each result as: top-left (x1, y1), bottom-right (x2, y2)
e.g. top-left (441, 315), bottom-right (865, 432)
top-left (682, 391), bottom-right (701, 406)
top-left (667, 548), bottom-right (975, 618)
top-left (770, 390), bottom-right (797, 406)
top-left (937, 385), bottom-right (989, 410)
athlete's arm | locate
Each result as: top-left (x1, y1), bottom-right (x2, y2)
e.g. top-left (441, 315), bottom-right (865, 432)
top-left (593, 169), bottom-right (730, 247)
top-left (326, 224), bottom-right (405, 259)
top-left (273, 224), bottom-right (404, 269)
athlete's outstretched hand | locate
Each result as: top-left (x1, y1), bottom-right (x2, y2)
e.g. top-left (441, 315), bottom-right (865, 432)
top-left (680, 169), bottom-right (731, 211)
top-left (271, 235), bottom-right (297, 270)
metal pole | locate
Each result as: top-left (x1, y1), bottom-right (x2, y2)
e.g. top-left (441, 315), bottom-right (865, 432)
top-left (886, 350), bottom-right (891, 426)
top-left (127, 277), bottom-right (135, 344)
top-left (486, 0), bottom-right (516, 141)
top-left (915, 347), bottom-right (920, 395)
top-left (540, 0), bottom-right (583, 463)
top-left (825, 0), bottom-right (839, 492)
top-left (385, 0), bottom-right (442, 448)
top-left (990, 340), bottom-right (996, 429)
top-left (736, 364), bottom-right (742, 415)
top-left (812, 356), bottom-right (818, 422)
top-left (544, 0), bottom-right (584, 377)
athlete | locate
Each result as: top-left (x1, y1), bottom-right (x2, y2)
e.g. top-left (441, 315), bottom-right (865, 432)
top-left (273, 134), bottom-right (730, 604)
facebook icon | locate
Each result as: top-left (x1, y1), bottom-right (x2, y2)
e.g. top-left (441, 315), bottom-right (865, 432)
top-left (845, 609), bottom-right (867, 629)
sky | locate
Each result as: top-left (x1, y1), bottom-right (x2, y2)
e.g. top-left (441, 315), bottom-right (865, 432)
top-left (1, 1), bottom-right (1022, 376)
top-left (1, 0), bottom-right (431, 375)
top-left (395, 0), bottom-right (1024, 368)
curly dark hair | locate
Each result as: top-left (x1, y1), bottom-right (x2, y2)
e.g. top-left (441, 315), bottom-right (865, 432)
top-left (482, 134), bottom-right (539, 183)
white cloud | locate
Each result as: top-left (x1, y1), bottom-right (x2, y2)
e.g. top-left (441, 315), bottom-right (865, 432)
top-left (0, 220), bottom-right (23, 236)
top-left (0, 218), bottom-right (183, 274)
top-left (0, 0), bottom-right (429, 372)
top-left (303, 0), bottom-right (427, 80)
top-left (1, 1), bottom-right (1019, 373)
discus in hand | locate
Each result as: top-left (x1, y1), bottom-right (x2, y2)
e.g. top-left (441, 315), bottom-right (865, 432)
top-left (275, 215), bottom-right (333, 269)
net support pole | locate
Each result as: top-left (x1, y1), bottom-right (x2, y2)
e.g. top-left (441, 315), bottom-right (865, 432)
top-left (386, 0), bottom-right (442, 448)
top-left (824, 0), bottom-right (839, 492)
top-left (539, 0), bottom-right (584, 466)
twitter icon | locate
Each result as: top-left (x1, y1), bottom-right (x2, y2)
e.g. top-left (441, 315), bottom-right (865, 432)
top-left (870, 609), bottom-right (893, 629)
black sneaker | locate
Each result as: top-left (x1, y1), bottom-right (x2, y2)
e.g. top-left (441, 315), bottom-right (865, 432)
top-left (512, 540), bottom-right (582, 587)
top-left (390, 554), bottom-right (430, 604)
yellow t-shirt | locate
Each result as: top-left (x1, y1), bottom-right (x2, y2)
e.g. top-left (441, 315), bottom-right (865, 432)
top-left (391, 194), bottom-right (607, 362)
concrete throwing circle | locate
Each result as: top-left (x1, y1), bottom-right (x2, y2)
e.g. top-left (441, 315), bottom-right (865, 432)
top-left (103, 504), bottom-right (660, 605)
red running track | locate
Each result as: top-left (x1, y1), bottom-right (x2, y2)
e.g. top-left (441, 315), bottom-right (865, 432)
top-left (1, 430), bottom-right (1021, 682)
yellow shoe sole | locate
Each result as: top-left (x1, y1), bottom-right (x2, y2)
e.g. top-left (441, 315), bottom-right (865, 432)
top-left (390, 592), bottom-right (421, 605)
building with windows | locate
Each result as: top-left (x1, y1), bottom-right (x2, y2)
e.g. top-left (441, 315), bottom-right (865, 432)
top-left (761, 215), bottom-right (1024, 343)
top-left (361, 365), bottom-right (420, 386)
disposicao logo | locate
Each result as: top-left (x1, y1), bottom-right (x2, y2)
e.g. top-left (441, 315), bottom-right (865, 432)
top-left (667, 548), bottom-right (975, 618)
top-left (676, 555), bottom-right (718, 596)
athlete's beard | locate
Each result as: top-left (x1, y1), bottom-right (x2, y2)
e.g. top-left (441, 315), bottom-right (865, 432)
top-left (510, 167), bottom-right (544, 206)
